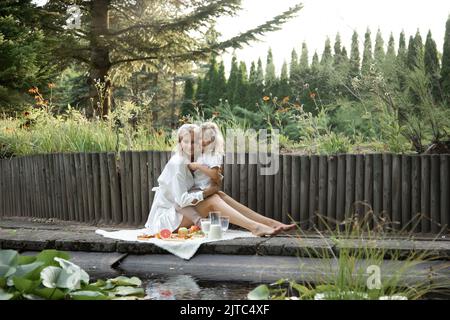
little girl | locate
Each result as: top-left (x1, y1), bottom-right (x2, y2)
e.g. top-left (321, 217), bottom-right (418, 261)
top-left (175, 122), bottom-right (224, 227)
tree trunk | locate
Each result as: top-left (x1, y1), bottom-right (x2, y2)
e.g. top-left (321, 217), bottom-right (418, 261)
top-left (88, 0), bottom-right (111, 119)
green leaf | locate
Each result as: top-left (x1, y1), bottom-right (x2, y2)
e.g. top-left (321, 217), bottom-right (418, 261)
top-left (0, 288), bottom-right (14, 300)
top-left (69, 290), bottom-right (109, 300)
top-left (0, 250), bottom-right (18, 266)
top-left (91, 279), bottom-right (106, 288)
top-left (17, 255), bottom-right (36, 265)
top-left (0, 265), bottom-right (16, 278)
top-left (247, 285), bottom-right (270, 300)
top-left (290, 282), bottom-right (313, 297)
top-left (108, 276), bottom-right (142, 287)
top-left (36, 250), bottom-right (70, 267)
top-left (13, 261), bottom-right (44, 278)
top-left (0, 277), bottom-right (6, 288)
top-left (13, 277), bottom-right (40, 293)
top-left (111, 286), bottom-right (145, 297)
top-left (33, 287), bottom-right (66, 300)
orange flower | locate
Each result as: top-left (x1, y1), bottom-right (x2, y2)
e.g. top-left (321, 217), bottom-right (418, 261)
top-left (309, 92), bottom-right (316, 99)
top-left (262, 96), bottom-right (270, 101)
top-left (28, 87), bottom-right (38, 94)
top-left (212, 111), bottom-right (220, 117)
top-left (23, 111), bottom-right (30, 117)
top-left (48, 83), bottom-right (56, 89)
top-left (282, 96), bottom-right (290, 103)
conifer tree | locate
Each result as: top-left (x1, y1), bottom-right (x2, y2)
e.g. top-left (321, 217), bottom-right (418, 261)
top-left (289, 48), bottom-right (299, 81)
top-left (441, 15), bottom-right (450, 100)
top-left (181, 78), bottom-right (195, 116)
top-left (362, 28), bottom-right (373, 75)
top-left (374, 28), bottom-right (385, 66)
top-left (349, 31), bottom-right (361, 78)
top-left (236, 61), bottom-right (249, 106)
top-left (265, 47), bottom-right (277, 93)
top-left (333, 33), bottom-right (343, 67)
top-left (424, 30), bottom-right (442, 101)
top-left (278, 61), bottom-right (290, 98)
top-left (321, 37), bottom-right (333, 65)
top-left (226, 54), bottom-right (239, 105)
top-left (299, 42), bottom-right (310, 75)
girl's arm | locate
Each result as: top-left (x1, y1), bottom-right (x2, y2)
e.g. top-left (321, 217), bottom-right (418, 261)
top-left (190, 163), bottom-right (223, 185)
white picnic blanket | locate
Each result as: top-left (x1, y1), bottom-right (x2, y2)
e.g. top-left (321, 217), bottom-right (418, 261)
top-left (95, 228), bottom-right (256, 260)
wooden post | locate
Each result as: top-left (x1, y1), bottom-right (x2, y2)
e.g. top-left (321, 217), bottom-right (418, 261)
top-left (430, 155), bottom-right (440, 233)
top-left (421, 155), bottom-right (431, 233)
top-left (291, 155), bottom-right (301, 225)
top-left (382, 153), bottom-right (392, 221)
top-left (345, 154), bottom-right (356, 219)
top-left (131, 151), bottom-right (142, 225)
top-left (440, 155), bottom-right (449, 232)
top-left (108, 152), bottom-right (122, 224)
top-left (327, 155), bottom-right (337, 228)
top-left (140, 151), bottom-right (150, 225)
top-left (401, 155), bottom-right (412, 231)
top-left (391, 154), bottom-right (402, 230)
top-left (411, 155), bottom-right (421, 232)
top-left (300, 155), bottom-right (310, 228)
top-left (281, 154), bottom-right (291, 224)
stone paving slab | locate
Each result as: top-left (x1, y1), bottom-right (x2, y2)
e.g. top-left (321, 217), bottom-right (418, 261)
top-left (1, 218), bottom-right (449, 259)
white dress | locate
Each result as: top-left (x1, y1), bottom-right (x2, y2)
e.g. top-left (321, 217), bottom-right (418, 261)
top-left (192, 153), bottom-right (224, 190)
top-left (144, 153), bottom-right (204, 234)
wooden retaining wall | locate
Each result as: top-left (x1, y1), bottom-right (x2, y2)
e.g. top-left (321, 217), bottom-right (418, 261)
top-left (0, 152), bottom-right (449, 233)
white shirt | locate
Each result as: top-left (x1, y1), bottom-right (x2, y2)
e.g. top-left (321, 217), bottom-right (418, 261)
top-left (193, 153), bottom-right (224, 190)
top-left (144, 153), bottom-right (204, 234)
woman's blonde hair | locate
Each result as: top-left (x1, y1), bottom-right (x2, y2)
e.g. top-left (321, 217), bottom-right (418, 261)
top-left (174, 123), bottom-right (200, 158)
top-left (200, 121), bottom-right (224, 155)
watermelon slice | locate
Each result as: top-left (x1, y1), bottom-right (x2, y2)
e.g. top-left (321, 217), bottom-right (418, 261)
top-left (159, 228), bottom-right (172, 239)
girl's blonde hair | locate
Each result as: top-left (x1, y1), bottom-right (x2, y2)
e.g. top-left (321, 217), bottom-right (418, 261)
top-left (174, 123), bottom-right (200, 158)
top-left (200, 121), bottom-right (224, 155)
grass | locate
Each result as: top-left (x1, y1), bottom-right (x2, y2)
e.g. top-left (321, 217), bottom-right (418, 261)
top-left (248, 209), bottom-right (450, 300)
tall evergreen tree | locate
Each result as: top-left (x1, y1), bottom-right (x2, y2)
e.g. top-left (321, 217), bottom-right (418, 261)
top-left (333, 33), bottom-right (343, 67)
top-left (321, 37), bottom-right (333, 65)
top-left (374, 28), bottom-right (385, 66)
top-left (386, 33), bottom-right (396, 59)
top-left (181, 77), bottom-right (195, 116)
top-left (407, 30), bottom-right (424, 69)
top-left (246, 61), bottom-right (259, 109)
top-left (265, 47), bottom-right (277, 93)
top-left (278, 61), bottom-right (290, 97)
top-left (289, 48), bottom-right (299, 81)
top-left (205, 55), bottom-right (219, 106)
top-left (349, 31), bottom-right (361, 78)
top-left (299, 42), bottom-right (310, 75)
top-left (311, 51), bottom-right (320, 72)
top-left (441, 15), bottom-right (450, 100)
top-left (424, 30), bottom-right (442, 101)
top-left (235, 61), bottom-right (248, 106)
top-left (362, 28), bottom-right (373, 75)
top-left (226, 54), bottom-right (239, 105)
top-left (397, 31), bottom-right (408, 90)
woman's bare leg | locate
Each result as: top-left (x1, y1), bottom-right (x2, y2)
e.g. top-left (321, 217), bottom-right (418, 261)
top-left (217, 191), bottom-right (296, 231)
top-left (195, 194), bottom-right (283, 236)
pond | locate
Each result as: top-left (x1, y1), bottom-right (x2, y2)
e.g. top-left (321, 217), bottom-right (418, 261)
top-left (142, 274), bottom-right (255, 300)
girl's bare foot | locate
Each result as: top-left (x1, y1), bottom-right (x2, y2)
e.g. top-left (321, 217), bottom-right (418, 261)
top-left (253, 224), bottom-right (284, 237)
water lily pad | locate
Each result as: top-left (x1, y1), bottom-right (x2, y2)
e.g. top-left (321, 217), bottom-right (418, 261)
top-left (0, 250), bottom-right (18, 266)
top-left (111, 286), bottom-right (145, 297)
top-left (33, 287), bottom-right (66, 300)
top-left (0, 288), bottom-right (14, 300)
top-left (13, 277), bottom-right (40, 293)
top-left (247, 285), bottom-right (270, 300)
top-left (36, 250), bottom-right (70, 267)
top-left (70, 290), bottom-right (108, 300)
top-left (108, 276), bottom-right (142, 287)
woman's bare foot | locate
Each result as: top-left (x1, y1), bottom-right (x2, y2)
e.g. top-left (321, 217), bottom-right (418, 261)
top-left (252, 224), bottom-right (284, 237)
top-left (267, 221), bottom-right (297, 231)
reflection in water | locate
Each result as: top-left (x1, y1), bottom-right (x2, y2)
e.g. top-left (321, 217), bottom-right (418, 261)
top-left (144, 274), bottom-right (254, 300)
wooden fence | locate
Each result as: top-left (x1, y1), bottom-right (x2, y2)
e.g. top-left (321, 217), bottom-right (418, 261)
top-left (0, 151), bottom-right (449, 233)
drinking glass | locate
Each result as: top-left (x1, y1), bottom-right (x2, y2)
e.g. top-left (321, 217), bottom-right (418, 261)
top-left (200, 218), bottom-right (211, 235)
top-left (209, 211), bottom-right (221, 225)
top-left (220, 216), bottom-right (230, 232)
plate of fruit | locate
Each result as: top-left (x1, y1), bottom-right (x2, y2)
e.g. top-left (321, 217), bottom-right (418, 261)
top-left (137, 225), bottom-right (204, 241)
